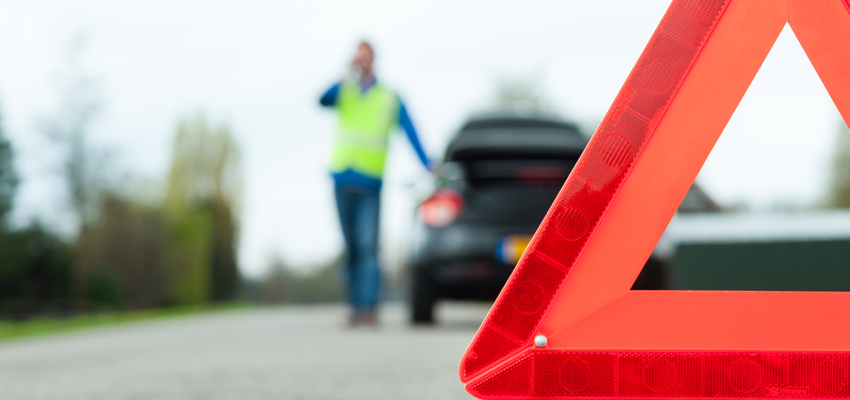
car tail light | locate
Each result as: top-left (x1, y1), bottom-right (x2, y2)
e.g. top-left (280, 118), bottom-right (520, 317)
top-left (419, 189), bottom-right (464, 227)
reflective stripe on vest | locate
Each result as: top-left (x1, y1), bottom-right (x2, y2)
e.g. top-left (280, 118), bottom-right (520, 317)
top-left (330, 82), bottom-right (398, 179)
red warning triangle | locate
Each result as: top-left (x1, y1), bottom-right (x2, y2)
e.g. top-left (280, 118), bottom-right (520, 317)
top-left (459, 0), bottom-right (850, 398)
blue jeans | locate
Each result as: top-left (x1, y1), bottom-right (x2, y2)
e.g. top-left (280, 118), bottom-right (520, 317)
top-left (334, 185), bottom-right (381, 311)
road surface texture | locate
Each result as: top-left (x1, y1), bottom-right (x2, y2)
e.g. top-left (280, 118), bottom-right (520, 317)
top-left (0, 302), bottom-right (490, 400)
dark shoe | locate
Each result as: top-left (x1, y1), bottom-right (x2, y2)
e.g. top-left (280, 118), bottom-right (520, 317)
top-left (357, 309), bottom-right (378, 327)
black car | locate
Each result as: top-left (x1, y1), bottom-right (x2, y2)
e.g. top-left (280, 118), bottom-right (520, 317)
top-left (408, 115), bottom-right (588, 323)
top-left (407, 115), bottom-right (721, 323)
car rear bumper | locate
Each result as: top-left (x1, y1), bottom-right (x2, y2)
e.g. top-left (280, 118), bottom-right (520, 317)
top-left (411, 223), bottom-right (538, 298)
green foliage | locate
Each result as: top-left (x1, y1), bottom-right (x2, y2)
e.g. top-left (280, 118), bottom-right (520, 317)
top-left (207, 200), bottom-right (239, 301)
top-left (166, 114), bottom-right (242, 216)
top-left (0, 98), bottom-right (248, 317)
top-left (71, 115), bottom-right (244, 311)
top-left (0, 107), bottom-right (19, 225)
top-left (0, 223), bottom-right (74, 318)
top-left (0, 302), bottom-right (249, 342)
top-left (76, 195), bottom-right (167, 309)
top-left (84, 272), bottom-right (123, 309)
top-left (0, 51), bottom-right (248, 317)
top-left (828, 121), bottom-right (850, 208)
top-left (165, 114), bottom-right (242, 304)
top-left (0, 106), bottom-right (71, 319)
top-left (74, 193), bottom-right (225, 309)
top-left (163, 208), bottom-right (212, 305)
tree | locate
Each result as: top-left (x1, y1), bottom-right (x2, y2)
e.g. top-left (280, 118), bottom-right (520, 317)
top-left (36, 38), bottom-right (119, 307)
top-left (39, 38), bottom-right (110, 232)
top-left (75, 194), bottom-right (168, 309)
top-left (828, 120), bottom-right (850, 208)
top-left (0, 104), bottom-right (19, 227)
top-left (164, 114), bottom-right (242, 303)
top-left (166, 115), bottom-right (242, 214)
top-left (0, 222), bottom-right (74, 318)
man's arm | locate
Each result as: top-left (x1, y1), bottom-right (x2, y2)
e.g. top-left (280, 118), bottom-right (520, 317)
top-left (320, 83), bottom-right (341, 107)
top-left (398, 99), bottom-right (430, 170)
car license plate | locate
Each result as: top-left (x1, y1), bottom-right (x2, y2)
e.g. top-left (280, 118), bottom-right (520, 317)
top-left (496, 235), bottom-right (533, 265)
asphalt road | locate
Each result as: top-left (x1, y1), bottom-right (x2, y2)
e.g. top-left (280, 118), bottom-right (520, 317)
top-left (0, 302), bottom-right (490, 400)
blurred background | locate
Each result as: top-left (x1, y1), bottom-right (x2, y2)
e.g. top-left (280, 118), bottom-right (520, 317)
top-left (0, 0), bottom-right (843, 314)
top-left (0, 0), bottom-right (848, 397)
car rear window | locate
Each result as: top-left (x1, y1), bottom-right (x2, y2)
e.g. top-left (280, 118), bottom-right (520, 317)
top-left (445, 126), bottom-right (586, 162)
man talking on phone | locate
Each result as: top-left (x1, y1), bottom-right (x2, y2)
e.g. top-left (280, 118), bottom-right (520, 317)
top-left (319, 41), bottom-right (431, 326)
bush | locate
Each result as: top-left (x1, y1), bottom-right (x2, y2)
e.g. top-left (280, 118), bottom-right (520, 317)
top-left (0, 223), bottom-right (74, 318)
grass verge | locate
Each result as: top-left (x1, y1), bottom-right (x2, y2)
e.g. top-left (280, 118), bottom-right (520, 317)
top-left (0, 302), bottom-right (251, 342)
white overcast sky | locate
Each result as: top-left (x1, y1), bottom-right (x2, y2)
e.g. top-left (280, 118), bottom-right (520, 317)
top-left (0, 0), bottom-right (841, 277)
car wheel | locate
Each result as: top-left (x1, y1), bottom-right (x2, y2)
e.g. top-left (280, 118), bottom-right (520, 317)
top-left (411, 269), bottom-right (437, 324)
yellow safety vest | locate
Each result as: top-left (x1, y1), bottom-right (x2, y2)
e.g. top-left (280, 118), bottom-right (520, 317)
top-left (330, 81), bottom-right (399, 179)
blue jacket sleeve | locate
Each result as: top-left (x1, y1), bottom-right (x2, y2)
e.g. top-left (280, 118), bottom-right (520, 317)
top-left (398, 99), bottom-right (430, 169)
top-left (320, 83), bottom-right (340, 107)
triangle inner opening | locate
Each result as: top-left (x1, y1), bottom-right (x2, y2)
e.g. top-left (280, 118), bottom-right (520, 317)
top-left (633, 24), bottom-right (848, 292)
